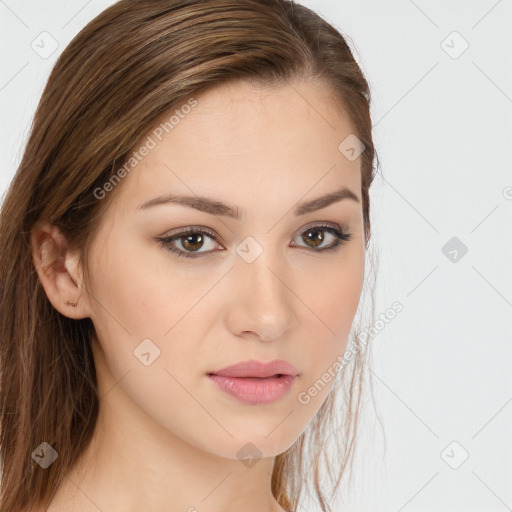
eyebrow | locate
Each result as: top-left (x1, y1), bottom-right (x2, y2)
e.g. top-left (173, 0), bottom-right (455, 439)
top-left (137, 186), bottom-right (360, 219)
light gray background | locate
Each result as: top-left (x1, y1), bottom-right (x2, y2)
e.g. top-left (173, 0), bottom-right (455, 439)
top-left (1, 1), bottom-right (511, 511)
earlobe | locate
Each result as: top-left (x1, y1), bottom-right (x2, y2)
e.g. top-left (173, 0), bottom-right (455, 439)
top-left (31, 222), bottom-right (90, 319)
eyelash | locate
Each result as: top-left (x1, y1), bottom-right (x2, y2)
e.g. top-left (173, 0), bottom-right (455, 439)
top-left (157, 223), bottom-right (351, 260)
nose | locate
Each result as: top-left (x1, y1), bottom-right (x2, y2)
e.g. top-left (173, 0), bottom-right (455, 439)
top-left (224, 247), bottom-right (298, 341)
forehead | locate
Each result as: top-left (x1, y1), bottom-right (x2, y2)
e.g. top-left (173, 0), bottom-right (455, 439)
top-left (116, 79), bottom-right (362, 214)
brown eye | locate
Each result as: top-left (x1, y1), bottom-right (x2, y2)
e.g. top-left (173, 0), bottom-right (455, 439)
top-left (158, 228), bottom-right (220, 259)
top-left (292, 224), bottom-right (351, 252)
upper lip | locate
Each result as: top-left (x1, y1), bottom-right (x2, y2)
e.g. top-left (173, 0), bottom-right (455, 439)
top-left (208, 359), bottom-right (299, 378)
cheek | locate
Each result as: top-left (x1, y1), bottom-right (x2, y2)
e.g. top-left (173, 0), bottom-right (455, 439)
top-left (302, 245), bottom-right (365, 338)
top-left (87, 240), bottom-right (218, 396)
top-left (295, 249), bottom-right (364, 406)
top-left (90, 237), bottom-right (212, 339)
top-left (313, 274), bottom-right (362, 334)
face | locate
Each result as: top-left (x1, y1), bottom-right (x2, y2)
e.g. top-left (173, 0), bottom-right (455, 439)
top-left (83, 79), bottom-right (365, 460)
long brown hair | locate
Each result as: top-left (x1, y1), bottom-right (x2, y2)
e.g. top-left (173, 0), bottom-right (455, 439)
top-left (0, 1), bottom-right (379, 510)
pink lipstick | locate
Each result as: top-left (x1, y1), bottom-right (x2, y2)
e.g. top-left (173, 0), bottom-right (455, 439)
top-left (207, 359), bottom-right (298, 405)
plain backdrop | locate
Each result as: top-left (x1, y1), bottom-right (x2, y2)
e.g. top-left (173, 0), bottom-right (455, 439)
top-left (1, 1), bottom-right (511, 511)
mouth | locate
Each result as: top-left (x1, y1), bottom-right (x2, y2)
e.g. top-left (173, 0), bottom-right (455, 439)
top-left (207, 359), bottom-right (299, 405)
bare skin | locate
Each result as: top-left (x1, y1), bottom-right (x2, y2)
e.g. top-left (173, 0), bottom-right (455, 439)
top-left (31, 78), bottom-right (365, 512)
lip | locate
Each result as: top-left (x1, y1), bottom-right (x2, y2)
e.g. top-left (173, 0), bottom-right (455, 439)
top-left (207, 359), bottom-right (299, 405)
top-left (209, 359), bottom-right (299, 378)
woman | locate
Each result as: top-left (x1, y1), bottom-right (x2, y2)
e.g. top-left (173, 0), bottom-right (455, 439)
top-left (0, 1), bottom-right (378, 510)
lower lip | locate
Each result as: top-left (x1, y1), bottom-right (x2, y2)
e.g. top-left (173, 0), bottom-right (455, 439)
top-left (207, 374), bottom-right (296, 405)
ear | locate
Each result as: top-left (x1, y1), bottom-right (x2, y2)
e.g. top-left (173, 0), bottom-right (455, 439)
top-left (31, 221), bottom-right (92, 319)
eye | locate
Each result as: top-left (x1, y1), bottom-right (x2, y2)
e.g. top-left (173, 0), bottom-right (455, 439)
top-left (291, 223), bottom-right (351, 252)
top-left (158, 226), bottom-right (220, 259)
top-left (157, 223), bottom-right (351, 259)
